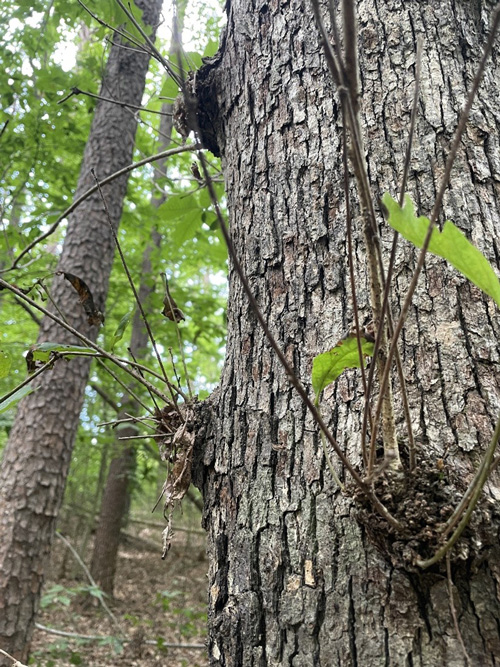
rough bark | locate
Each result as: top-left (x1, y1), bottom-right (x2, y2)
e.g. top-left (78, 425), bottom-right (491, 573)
top-left (0, 1), bottom-right (162, 662)
top-left (193, 0), bottom-right (500, 665)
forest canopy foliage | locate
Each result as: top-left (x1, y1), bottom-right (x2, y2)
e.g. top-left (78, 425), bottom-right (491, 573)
top-left (0, 0), bottom-right (227, 511)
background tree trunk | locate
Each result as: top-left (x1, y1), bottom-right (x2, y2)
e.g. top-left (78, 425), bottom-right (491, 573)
top-left (90, 32), bottom-right (178, 592)
top-left (0, 1), bottom-right (162, 662)
top-left (194, 0), bottom-right (500, 664)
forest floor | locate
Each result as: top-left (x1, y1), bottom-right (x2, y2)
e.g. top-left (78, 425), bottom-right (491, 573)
top-left (30, 522), bottom-right (208, 667)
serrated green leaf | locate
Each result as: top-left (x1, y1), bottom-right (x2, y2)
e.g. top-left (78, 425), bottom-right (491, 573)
top-left (0, 350), bottom-right (11, 379)
top-left (110, 311), bottom-right (132, 352)
top-left (312, 335), bottom-right (374, 401)
top-left (383, 193), bottom-right (500, 309)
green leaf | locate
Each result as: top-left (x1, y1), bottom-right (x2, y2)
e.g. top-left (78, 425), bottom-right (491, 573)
top-left (160, 193), bottom-right (199, 217)
top-left (87, 585), bottom-right (105, 602)
top-left (110, 311), bottom-right (133, 352)
top-left (0, 384), bottom-right (36, 413)
top-left (172, 210), bottom-right (202, 246)
top-left (312, 335), bottom-right (374, 401)
top-left (160, 76), bottom-right (179, 101)
top-left (30, 343), bottom-right (96, 363)
top-left (0, 350), bottom-right (11, 379)
top-left (382, 193), bottom-right (500, 309)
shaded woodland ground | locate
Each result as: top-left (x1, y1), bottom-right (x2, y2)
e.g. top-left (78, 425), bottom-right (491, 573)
top-left (30, 517), bottom-right (208, 666)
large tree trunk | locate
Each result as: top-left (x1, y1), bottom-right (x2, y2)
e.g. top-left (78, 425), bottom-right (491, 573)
top-left (193, 0), bottom-right (500, 664)
top-left (0, 1), bottom-right (162, 662)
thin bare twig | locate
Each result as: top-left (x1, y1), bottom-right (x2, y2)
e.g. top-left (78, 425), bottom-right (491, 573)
top-left (114, 0), bottom-right (184, 86)
top-left (0, 119), bottom-right (10, 141)
top-left (417, 408), bottom-right (500, 568)
top-left (371, 4), bottom-right (500, 463)
top-left (76, 0), bottom-right (156, 60)
top-left (0, 359), bottom-right (53, 407)
top-left (342, 110), bottom-right (371, 467)
top-left (127, 346), bottom-right (161, 414)
top-left (58, 87), bottom-right (173, 116)
top-left (34, 623), bottom-right (206, 649)
top-left (91, 169), bottom-right (181, 416)
top-left (55, 532), bottom-right (124, 635)
top-left (342, 0), bottom-right (360, 115)
top-left (162, 275), bottom-right (193, 399)
top-left (119, 433), bottom-right (164, 440)
top-left (98, 415), bottom-right (157, 428)
top-left (312, 0), bottom-right (401, 469)
top-left (4, 144), bottom-right (198, 272)
top-left (0, 647), bottom-right (27, 666)
top-left (365, 36), bottom-right (422, 474)
top-left (0, 277), bottom-right (174, 404)
top-left (95, 358), bottom-right (153, 414)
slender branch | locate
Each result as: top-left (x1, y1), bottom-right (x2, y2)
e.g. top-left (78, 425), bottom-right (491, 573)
top-left (95, 358), bottom-right (153, 414)
top-left (20, 348), bottom-right (179, 409)
top-left (98, 415), bottom-right (157, 427)
top-left (365, 36), bottom-right (422, 473)
top-left (312, 0), bottom-right (401, 469)
top-left (90, 381), bottom-right (120, 412)
top-left (0, 648), bottom-right (27, 666)
top-left (370, 4), bottom-right (500, 461)
top-left (127, 346), bottom-right (160, 414)
top-left (162, 275), bottom-right (193, 399)
top-left (119, 433), bottom-right (164, 440)
top-left (0, 277), bottom-right (174, 404)
top-left (59, 87), bottom-right (173, 116)
top-left (342, 0), bottom-right (360, 115)
top-left (76, 0), bottom-right (156, 59)
top-left (91, 169), bottom-right (182, 416)
top-left (168, 346), bottom-right (183, 390)
top-left (114, 0), bottom-right (183, 86)
top-left (442, 440), bottom-right (495, 538)
top-left (13, 294), bottom-right (42, 326)
top-left (342, 109), bottom-right (371, 467)
top-left (4, 144), bottom-right (198, 272)
top-left (0, 359), bottom-right (53, 407)
top-left (55, 532), bottom-right (124, 635)
top-left (34, 623), bottom-right (206, 649)
top-left (0, 119), bottom-right (9, 141)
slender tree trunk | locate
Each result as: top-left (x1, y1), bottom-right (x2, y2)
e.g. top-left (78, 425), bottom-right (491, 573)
top-left (90, 80), bottom-right (175, 595)
top-left (192, 1), bottom-right (500, 664)
top-left (0, 1), bottom-right (162, 662)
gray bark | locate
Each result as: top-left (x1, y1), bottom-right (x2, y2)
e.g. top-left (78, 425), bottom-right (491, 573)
top-left (0, 1), bottom-right (162, 662)
top-left (193, 0), bottom-right (500, 665)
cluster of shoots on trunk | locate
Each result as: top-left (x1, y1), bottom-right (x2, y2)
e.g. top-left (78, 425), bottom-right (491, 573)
top-left (307, 0), bottom-right (500, 568)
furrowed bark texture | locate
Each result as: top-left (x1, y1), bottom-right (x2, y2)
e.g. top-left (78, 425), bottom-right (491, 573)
top-left (0, 0), bottom-right (162, 661)
top-left (195, 0), bottom-right (500, 664)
